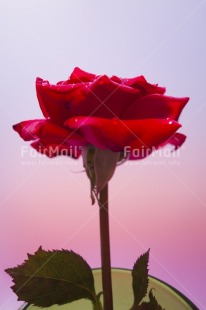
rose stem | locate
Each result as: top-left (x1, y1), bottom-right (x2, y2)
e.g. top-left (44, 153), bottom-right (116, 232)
top-left (99, 184), bottom-right (113, 310)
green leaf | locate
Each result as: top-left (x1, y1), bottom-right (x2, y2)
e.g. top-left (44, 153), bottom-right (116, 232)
top-left (94, 148), bottom-right (120, 193)
top-left (147, 289), bottom-right (165, 309)
top-left (131, 249), bottom-right (150, 308)
top-left (5, 247), bottom-right (97, 307)
top-left (132, 290), bottom-right (165, 310)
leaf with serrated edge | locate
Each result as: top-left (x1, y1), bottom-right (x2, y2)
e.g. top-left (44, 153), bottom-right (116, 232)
top-left (5, 247), bottom-right (97, 307)
top-left (130, 249), bottom-right (150, 309)
top-left (132, 289), bottom-right (165, 310)
top-left (147, 289), bottom-right (165, 310)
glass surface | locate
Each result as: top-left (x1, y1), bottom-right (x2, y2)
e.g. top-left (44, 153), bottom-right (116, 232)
top-left (19, 269), bottom-right (197, 310)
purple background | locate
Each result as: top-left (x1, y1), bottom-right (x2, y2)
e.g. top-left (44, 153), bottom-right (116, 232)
top-left (1, 1), bottom-right (206, 309)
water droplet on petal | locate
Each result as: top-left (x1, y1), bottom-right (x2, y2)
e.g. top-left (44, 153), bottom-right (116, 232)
top-left (42, 80), bottom-right (49, 86)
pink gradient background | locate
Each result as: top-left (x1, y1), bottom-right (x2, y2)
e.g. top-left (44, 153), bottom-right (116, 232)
top-left (1, 1), bottom-right (206, 309)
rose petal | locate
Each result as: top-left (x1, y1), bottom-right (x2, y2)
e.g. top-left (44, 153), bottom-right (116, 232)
top-left (123, 94), bottom-right (189, 120)
top-left (65, 117), bottom-right (181, 153)
top-left (36, 78), bottom-right (50, 118)
top-left (128, 132), bottom-right (187, 160)
top-left (122, 76), bottom-right (166, 94)
top-left (36, 71), bottom-right (168, 125)
top-left (69, 67), bottom-right (96, 83)
top-left (36, 78), bottom-right (86, 123)
top-left (36, 121), bottom-right (87, 147)
top-left (111, 75), bottom-right (122, 84)
top-left (160, 132), bottom-right (186, 150)
top-left (36, 73), bottom-right (142, 123)
top-left (13, 120), bottom-right (87, 159)
top-left (65, 117), bottom-right (128, 150)
top-left (67, 75), bottom-right (140, 119)
top-left (129, 133), bottom-right (187, 160)
top-left (13, 120), bottom-right (46, 141)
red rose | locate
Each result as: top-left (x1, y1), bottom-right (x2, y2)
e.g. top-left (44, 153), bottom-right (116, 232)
top-left (13, 67), bottom-right (188, 159)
